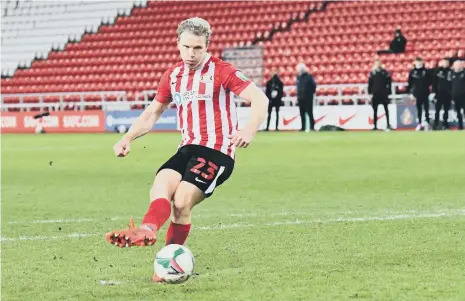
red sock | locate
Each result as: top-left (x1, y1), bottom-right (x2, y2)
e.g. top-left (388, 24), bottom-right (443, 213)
top-left (165, 222), bottom-right (191, 245)
top-left (141, 198), bottom-right (171, 231)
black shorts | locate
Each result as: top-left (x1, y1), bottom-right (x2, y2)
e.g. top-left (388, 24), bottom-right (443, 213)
top-left (157, 145), bottom-right (235, 198)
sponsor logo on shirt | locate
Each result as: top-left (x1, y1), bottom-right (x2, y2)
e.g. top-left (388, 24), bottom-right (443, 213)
top-left (176, 91), bottom-right (213, 103)
top-left (197, 94), bottom-right (212, 101)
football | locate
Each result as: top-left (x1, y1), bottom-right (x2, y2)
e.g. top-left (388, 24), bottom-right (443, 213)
top-left (154, 244), bottom-right (195, 284)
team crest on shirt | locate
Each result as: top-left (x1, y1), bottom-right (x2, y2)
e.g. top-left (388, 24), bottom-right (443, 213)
top-left (173, 92), bottom-right (183, 105)
top-left (235, 71), bottom-right (248, 81)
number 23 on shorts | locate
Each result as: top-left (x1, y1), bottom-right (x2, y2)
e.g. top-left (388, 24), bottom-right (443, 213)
top-left (189, 157), bottom-right (218, 180)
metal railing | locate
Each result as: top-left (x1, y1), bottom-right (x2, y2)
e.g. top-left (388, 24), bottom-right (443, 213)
top-left (0, 91), bottom-right (127, 112)
top-left (0, 82), bottom-right (409, 112)
top-left (281, 82), bottom-right (408, 106)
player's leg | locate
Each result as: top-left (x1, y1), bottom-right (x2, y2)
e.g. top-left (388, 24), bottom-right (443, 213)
top-left (153, 146), bottom-right (234, 282)
top-left (383, 100), bottom-right (391, 129)
top-left (164, 145), bottom-right (234, 246)
top-left (151, 182), bottom-right (205, 283)
top-left (141, 169), bottom-right (182, 230)
top-left (308, 100), bottom-right (315, 131)
top-left (164, 182), bottom-right (204, 245)
top-left (105, 170), bottom-right (181, 248)
top-left (298, 102), bottom-right (306, 131)
top-left (456, 96), bottom-right (465, 130)
top-left (106, 149), bottom-right (188, 248)
top-left (423, 96), bottom-right (430, 124)
top-left (265, 103), bottom-right (273, 131)
top-left (372, 97), bottom-right (379, 130)
top-left (416, 97), bottom-right (423, 128)
top-left (275, 104), bottom-right (280, 131)
top-left (442, 94), bottom-right (451, 129)
top-left (434, 93), bottom-right (443, 129)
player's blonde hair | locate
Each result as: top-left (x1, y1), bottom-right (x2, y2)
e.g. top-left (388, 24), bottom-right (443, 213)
top-left (177, 17), bottom-right (212, 45)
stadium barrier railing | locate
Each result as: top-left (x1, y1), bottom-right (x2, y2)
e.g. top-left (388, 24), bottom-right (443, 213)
top-left (0, 91), bottom-right (127, 112)
top-left (0, 83), bottom-right (409, 112)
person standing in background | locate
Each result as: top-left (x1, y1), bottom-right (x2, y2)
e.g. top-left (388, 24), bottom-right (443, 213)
top-left (368, 59), bottom-right (392, 131)
top-left (377, 27), bottom-right (407, 55)
top-left (265, 69), bottom-right (283, 131)
top-left (451, 60), bottom-right (465, 130)
top-left (296, 63), bottom-right (316, 132)
top-left (447, 50), bottom-right (465, 66)
top-left (432, 59), bottom-right (453, 130)
top-left (407, 57), bottom-right (432, 131)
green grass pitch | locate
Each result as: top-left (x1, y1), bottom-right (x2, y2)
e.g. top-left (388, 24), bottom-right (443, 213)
top-left (1, 131), bottom-right (465, 301)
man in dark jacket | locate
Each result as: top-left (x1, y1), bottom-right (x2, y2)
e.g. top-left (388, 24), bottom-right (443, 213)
top-left (368, 59), bottom-right (392, 130)
top-left (296, 63), bottom-right (316, 131)
top-left (389, 28), bottom-right (407, 53)
top-left (446, 50), bottom-right (465, 66)
top-left (407, 57), bottom-right (432, 130)
top-left (377, 28), bottom-right (407, 55)
top-left (265, 70), bottom-right (284, 131)
top-left (451, 60), bottom-right (465, 130)
top-left (432, 59), bottom-right (453, 129)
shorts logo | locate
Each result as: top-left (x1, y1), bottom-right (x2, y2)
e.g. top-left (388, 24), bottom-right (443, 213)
top-left (173, 92), bottom-right (183, 105)
top-left (195, 177), bottom-right (207, 184)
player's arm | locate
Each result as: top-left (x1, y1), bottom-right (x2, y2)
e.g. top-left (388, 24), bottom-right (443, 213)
top-left (386, 71), bottom-right (392, 93)
top-left (125, 100), bottom-right (169, 141)
top-left (368, 73), bottom-right (373, 95)
top-left (221, 67), bottom-right (268, 148)
top-left (234, 83), bottom-right (268, 144)
top-left (113, 100), bottom-right (169, 157)
top-left (113, 69), bottom-right (172, 157)
top-left (407, 70), bottom-right (415, 101)
top-left (407, 70), bottom-right (413, 94)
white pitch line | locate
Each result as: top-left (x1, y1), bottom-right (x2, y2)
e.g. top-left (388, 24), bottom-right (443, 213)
top-left (99, 280), bottom-right (122, 286)
top-left (7, 217), bottom-right (129, 225)
top-left (4, 211), bottom-right (333, 225)
top-left (2, 210), bottom-right (464, 242)
top-left (196, 210), bottom-right (465, 230)
top-left (7, 218), bottom-right (100, 224)
top-left (8, 209), bottom-right (464, 225)
top-left (0, 232), bottom-right (99, 242)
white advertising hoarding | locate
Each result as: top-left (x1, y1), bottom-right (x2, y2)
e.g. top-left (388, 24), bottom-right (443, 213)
top-left (237, 105), bottom-right (397, 130)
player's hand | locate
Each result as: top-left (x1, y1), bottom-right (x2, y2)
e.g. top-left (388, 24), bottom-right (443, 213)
top-left (113, 138), bottom-right (131, 157)
top-left (410, 94), bottom-right (416, 102)
top-left (229, 128), bottom-right (256, 148)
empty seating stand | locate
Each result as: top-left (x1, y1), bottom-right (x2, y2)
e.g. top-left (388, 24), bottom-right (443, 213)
top-left (1, 0), bottom-right (462, 108)
top-left (1, 0), bottom-right (313, 104)
top-left (263, 1), bottom-right (465, 86)
top-left (1, 0), bottom-right (142, 76)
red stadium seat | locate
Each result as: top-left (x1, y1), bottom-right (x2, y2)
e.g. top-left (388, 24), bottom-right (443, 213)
top-left (1, 0), bottom-right (461, 99)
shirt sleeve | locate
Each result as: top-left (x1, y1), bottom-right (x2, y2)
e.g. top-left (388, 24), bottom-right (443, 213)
top-left (219, 64), bottom-right (252, 95)
top-left (154, 68), bottom-right (172, 104)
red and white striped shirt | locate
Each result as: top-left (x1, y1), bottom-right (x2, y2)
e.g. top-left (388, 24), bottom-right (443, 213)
top-left (155, 54), bottom-right (251, 159)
